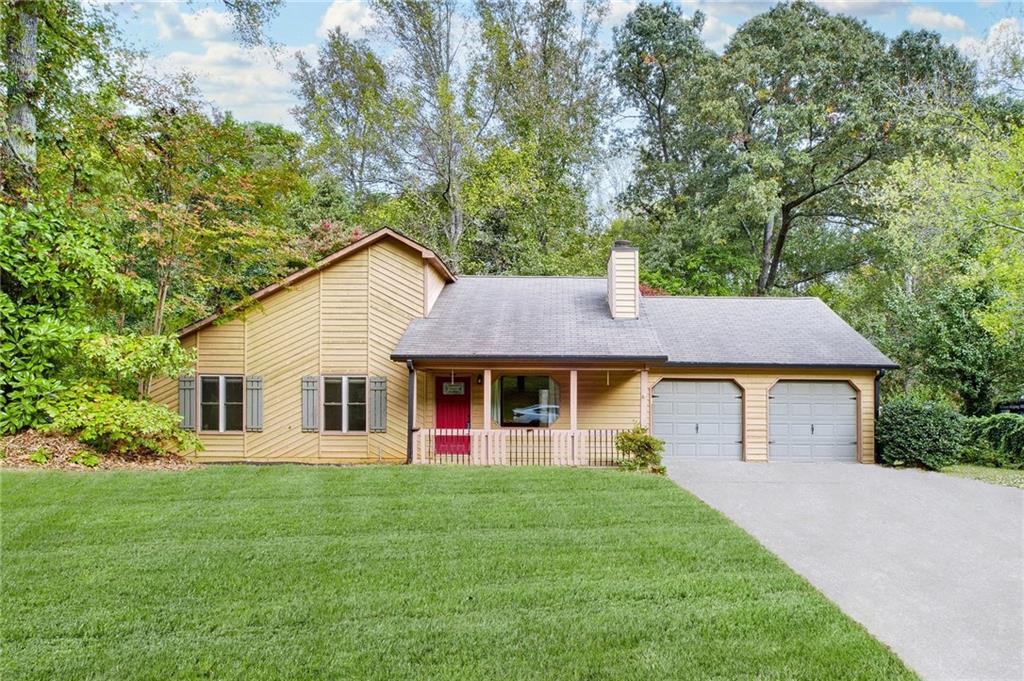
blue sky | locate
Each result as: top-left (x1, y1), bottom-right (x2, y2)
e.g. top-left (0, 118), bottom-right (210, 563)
top-left (111, 1), bottom-right (1022, 129)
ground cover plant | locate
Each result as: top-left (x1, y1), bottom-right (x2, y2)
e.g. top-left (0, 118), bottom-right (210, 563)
top-left (1, 466), bottom-right (913, 680)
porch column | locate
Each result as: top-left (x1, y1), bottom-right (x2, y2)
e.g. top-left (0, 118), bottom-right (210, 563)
top-left (570, 370), bottom-right (578, 430)
top-left (640, 368), bottom-right (650, 429)
top-left (570, 370), bottom-right (578, 463)
top-left (483, 369), bottom-right (492, 462)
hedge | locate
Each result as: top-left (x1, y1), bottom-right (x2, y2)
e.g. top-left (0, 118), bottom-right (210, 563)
top-left (877, 398), bottom-right (965, 470)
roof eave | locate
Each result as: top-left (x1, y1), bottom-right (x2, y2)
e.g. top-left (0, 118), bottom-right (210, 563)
top-left (391, 353), bottom-right (669, 363)
top-left (660, 360), bottom-right (900, 370)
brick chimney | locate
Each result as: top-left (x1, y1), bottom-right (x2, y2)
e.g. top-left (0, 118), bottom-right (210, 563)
top-left (607, 240), bottom-right (639, 319)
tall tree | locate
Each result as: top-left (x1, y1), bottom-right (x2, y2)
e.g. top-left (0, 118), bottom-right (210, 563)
top-left (292, 30), bottom-right (397, 199)
top-left (613, 1), bottom-right (977, 295)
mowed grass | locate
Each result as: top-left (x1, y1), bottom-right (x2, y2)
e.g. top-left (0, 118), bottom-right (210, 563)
top-left (1, 466), bottom-right (913, 680)
top-left (943, 463), bottom-right (1024, 489)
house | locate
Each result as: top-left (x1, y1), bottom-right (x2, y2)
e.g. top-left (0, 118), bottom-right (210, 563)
top-left (152, 228), bottom-right (896, 465)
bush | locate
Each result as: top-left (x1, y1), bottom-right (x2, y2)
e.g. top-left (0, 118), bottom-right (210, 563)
top-left (616, 426), bottom-right (666, 475)
top-left (43, 385), bottom-right (202, 456)
top-left (877, 398), bottom-right (965, 470)
top-left (963, 413), bottom-right (1024, 468)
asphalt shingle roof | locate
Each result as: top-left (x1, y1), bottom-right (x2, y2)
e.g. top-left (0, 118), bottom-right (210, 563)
top-left (642, 296), bottom-right (896, 367)
top-left (394, 277), bottom-right (665, 361)
top-left (392, 276), bottom-right (896, 368)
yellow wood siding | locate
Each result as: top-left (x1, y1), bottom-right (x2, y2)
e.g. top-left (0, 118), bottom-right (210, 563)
top-left (154, 236), bottom-right (430, 464)
top-left (424, 263), bottom-right (446, 315)
top-left (196, 320), bottom-right (244, 374)
top-left (607, 250), bottom-right (638, 319)
top-left (365, 239), bottom-right (424, 462)
top-left (245, 274), bottom-right (320, 461)
top-left (577, 370), bottom-right (641, 429)
top-left (320, 249), bottom-right (368, 374)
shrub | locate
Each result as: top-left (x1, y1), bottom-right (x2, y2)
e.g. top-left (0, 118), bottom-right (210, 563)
top-left (70, 451), bottom-right (101, 468)
top-left (43, 385), bottom-right (202, 457)
top-left (29, 447), bottom-right (50, 465)
top-left (616, 425), bottom-right (666, 475)
top-left (877, 398), bottom-right (965, 470)
top-left (963, 413), bottom-right (1024, 468)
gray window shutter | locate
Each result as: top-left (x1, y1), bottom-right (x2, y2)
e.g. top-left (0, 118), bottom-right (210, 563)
top-left (369, 376), bottom-right (387, 432)
top-left (246, 377), bottom-right (263, 431)
top-left (178, 376), bottom-right (195, 431)
top-left (301, 376), bottom-right (319, 432)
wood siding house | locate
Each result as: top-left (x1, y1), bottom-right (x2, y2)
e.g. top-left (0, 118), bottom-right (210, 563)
top-left (153, 230), bottom-right (896, 465)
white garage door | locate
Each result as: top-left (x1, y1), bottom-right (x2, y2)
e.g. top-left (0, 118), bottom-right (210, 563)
top-left (769, 381), bottom-right (858, 462)
top-left (652, 380), bottom-right (743, 459)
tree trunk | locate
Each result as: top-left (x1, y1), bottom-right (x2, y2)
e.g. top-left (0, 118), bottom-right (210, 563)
top-left (153, 276), bottom-right (169, 336)
top-left (2, 1), bottom-right (39, 198)
top-left (755, 211), bottom-right (776, 295)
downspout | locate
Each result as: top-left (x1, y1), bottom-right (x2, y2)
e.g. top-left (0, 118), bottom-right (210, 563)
top-left (874, 369), bottom-right (886, 463)
top-left (406, 360), bottom-right (416, 464)
top-left (874, 369), bottom-right (886, 423)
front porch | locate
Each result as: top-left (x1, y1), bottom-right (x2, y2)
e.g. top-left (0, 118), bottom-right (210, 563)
top-left (408, 366), bottom-right (650, 466)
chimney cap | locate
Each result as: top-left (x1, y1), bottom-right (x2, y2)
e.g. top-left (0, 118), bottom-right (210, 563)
top-left (612, 239), bottom-right (635, 250)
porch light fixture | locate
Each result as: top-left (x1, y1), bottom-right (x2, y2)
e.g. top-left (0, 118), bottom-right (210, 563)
top-left (476, 374), bottom-right (483, 385)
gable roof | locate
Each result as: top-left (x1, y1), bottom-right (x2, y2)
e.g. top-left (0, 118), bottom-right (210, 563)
top-left (642, 296), bottom-right (896, 368)
top-left (393, 277), bottom-right (665, 361)
top-left (177, 228), bottom-right (454, 338)
top-left (393, 277), bottom-right (897, 369)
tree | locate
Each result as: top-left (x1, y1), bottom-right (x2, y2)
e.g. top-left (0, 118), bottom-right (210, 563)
top-left (1, 0), bottom-right (282, 202)
top-left (369, 0), bottom-right (480, 269)
top-left (109, 98), bottom-right (304, 337)
top-left (613, 1), bottom-right (977, 295)
top-left (0, 204), bottom-right (141, 432)
top-left (829, 127), bottom-right (1024, 412)
top-left (292, 30), bottom-right (398, 199)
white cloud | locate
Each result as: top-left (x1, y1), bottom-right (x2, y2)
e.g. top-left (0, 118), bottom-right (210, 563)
top-left (906, 7), bottom-right (967, 32)
top-left (154, 4), bottom-right (234, 41)
top-left (702, 14), bottom-right (737, 52)
top-left (148, 41), bottom-right (315, 128)
top-left (813, 1), bottom-right (905, 17)
top-left (606, 0), bottom-right (638, 24)
top-left (959, 18), bottom-right (1024, 89)
top-left (317, 0), bottom-right (377, 38)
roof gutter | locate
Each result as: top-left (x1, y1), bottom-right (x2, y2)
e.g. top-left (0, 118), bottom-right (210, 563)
top-left (390, 353), bottom-right (669, 363)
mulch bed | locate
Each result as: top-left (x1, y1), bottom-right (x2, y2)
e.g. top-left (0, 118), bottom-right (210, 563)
top-left (0, 430), bottom-right (199, 471)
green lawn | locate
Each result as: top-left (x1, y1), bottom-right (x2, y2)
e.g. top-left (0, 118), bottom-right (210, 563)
top-left (1, 466), bottom-right (912, 680)
top-left (943, 464), bottom-right (1024, 489)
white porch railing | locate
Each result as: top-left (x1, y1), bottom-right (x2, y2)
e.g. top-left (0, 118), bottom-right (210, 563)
top-left (413, 429), bottom-right (625, 466)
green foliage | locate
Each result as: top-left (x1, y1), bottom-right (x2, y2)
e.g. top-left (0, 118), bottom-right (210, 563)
top-left (43, 385), bottom-right (202, 456)
top-left (70, 451), bottom-right (101, 468)
top-left (877, 398), bottom-right (966, 470)
top-left (0, 204), bottom-right (141, 433)
top-left (612, 1), bottom-right (977, 295)
top-left (615, 425), bottom-right (666, 475)
top-left (963, 413), bottom-right (1024, 468)
top-left (28, 448), bottom-right (50, 465)
top-left (74, 333), bottom-right (196, 397)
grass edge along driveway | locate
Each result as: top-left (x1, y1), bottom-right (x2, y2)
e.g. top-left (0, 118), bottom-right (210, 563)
top-left (1, 465), bottom-right (914, 680)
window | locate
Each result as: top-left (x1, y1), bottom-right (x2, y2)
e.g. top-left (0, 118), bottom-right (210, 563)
top-left (497, 375), bottom-right (560, 427)
top-left (199, 375), bottom-right (244, 432)
top-left (322, 377), bottom-right (368, 433)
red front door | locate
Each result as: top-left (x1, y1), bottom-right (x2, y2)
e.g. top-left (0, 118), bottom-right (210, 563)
top-left (435, 376), bottom-right (471, 454)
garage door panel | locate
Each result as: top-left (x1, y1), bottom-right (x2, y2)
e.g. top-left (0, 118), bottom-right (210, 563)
top-left (770, 381), bottom-right (857, 462)
top-left (653, 380), bottom-right (742, 460)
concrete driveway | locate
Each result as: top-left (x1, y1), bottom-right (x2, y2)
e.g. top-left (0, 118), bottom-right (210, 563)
top-left (666, 462), bottom-right (1024, 681)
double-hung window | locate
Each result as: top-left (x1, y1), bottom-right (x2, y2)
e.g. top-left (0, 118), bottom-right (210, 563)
top-left (322, 377), bottom-right (367, 433)
top-left (200, 375), bottom-right (244, 432)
